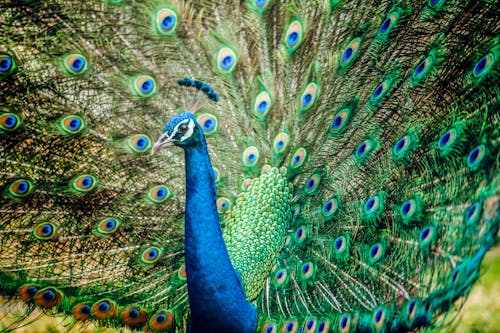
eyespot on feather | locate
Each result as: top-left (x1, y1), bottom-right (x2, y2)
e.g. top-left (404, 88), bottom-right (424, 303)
top-left (339, 38), bottom-right (362, 69)
top-left (216, 47), bottom-right (238, 74)
top-left (329, 109), bottom-right (350, 133)
top-left (449, 265), bottom-right (463, 287)
top-left (34, 287), bottom-right (63, 309)
top-left (294, 226), bottom-right (307, 244)
top-left (303, 317), bottom-right (317, 333)
top-left (291, 204), bottom-right (301, 220)
top-left (289, 147), bottom-right (307, 168)
top-left (242, 178), bottom-right (252, 191)
top-left (332, 235), bottom-right (350, 260)
top-left (284, 20), bottom-right (304, 52)
top-left (60, 115), bottom-right (86, 135)
top-left (0, 112), bottom-right (23, 133)
top-left (404, 299), bottom-right (419, 325)
top-left (261, 164), bottom-right (271, 175)
top-left (97, 217), bottom-right (121, 235)
top-left (197, 113), bottom-right (218, 135)
top-left (464, 202), bottom-right (482, 225)
top-left (437, 128), bottom-right (457, 152)
top-left (304, 174), bottom-right (321, 195)
top-left (299, 82), bottom-right (319, 112)
top-left (121, 306), bottom-right (148, 328)
top-left (131, 75), bottom-right (157, 97)
top-left (147, 185), bottom-right (172, 203)
top-left (62, 53), bottom-right (88, 76)
top-left (274, 268), bottom-right (289, 287)
top-left (378, 12), bottom-right (399, 35)
top-left (412, 56), bottom-right (433, 81)
top-left (261, 321), bottom-right (277, 333)
top-left (213, 167), bottom-right (220, 183)
top-left (8, 179), bottom-right (35, 198)
top-left (0, 53), bottom-right (18, 78)
top-left (33, 222), bottom-right (58, 240)
top-left (280, 318), bottom-right (298, 333)
top-left (300, 262), bottom-right (315, 280)
top-left (392, 135), bottom-right (412, 159)
top-left (467, 144), bottom-right (486, 171)
top-left (473, 53), bottom-right (495, 78)
top-left (372, 308), bottom-right (387, 331)
top-left (338, 314), bottom-right (351, 333)
top-left (253, 90), bottom-right (272, 118)
top-left (252, 0), bottom-right (270, 12)
top-left (423, 301), bottom-right (433, 321)
top-left (155, 7), bottom-right (178, 35)
top-left (368, 243), bottom-right (385, 264)
top-left (0, 56), bottom-right (13, 73)
top-left (363, 194), bottom-right (383, 217)
top-left (127, 134), bottom-right (152, 153)
top-left (242, 146), bottom-right (260, 167)
top-left (370, 78), bottom-right (392, 103)
top-left (71, 174), bottom-right (97, 193)
top-left (91, 299), bottom-right (118, 319)
top-left (273, 132), bottom-right (289, 154)
top-left (418, 226), bottom-right (435, 248)
top-left (317, 319), bottom-right (330, 333)
top-left (148, 310), bottom-right (175, 332)
top-left (217, 197), bottom-right (231, 214)
top-left (19, 284), bottom-right (40, 302)
top-left (140, 246), bottom-right (163, 264)
top-left (73, 303), bottom-right (92, 321)
top-left (400, 199), bottom-right (416, 221)
top-left (355, 139), bottom-right (375, 161)
top-left (322, 198), bottom-right (339, 219)
top-left (335, 235), bottom-right (347, 250)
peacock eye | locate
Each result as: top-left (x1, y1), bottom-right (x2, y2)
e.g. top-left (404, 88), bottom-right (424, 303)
top-left (178, 123), bottom-right (188, 133)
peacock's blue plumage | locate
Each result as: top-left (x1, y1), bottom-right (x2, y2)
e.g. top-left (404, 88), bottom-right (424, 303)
top-left (163, 112), bottom-right (257, 332)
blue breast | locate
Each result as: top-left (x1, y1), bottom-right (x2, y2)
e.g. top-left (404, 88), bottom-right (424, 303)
top-left (182, 137), bottom-right (257, 332)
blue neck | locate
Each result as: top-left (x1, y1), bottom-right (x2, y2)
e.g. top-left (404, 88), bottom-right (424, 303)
top-left (183, 138), bottom-right (257, 333)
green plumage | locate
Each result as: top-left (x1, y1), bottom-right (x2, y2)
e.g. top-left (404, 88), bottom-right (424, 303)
top-left (0, 0), bottom-right (499, 332)
top-left (224, 167), bottom-right (292, 301)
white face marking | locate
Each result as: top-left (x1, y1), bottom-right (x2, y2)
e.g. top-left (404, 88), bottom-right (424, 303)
top-left (172, 118), bottom-right (195, 142)
top-left (152, 118), bottom-right (196, 153)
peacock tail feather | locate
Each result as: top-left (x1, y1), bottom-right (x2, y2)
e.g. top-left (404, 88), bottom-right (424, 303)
top-left (1, 0), bottom-right (499, 332)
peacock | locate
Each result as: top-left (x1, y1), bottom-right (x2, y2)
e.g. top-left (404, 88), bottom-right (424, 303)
top-left (0, 0), bottom-right (499, 332)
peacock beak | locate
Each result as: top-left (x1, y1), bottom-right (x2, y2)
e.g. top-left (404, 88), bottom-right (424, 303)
top-left (152, 132), bottom-right (175, 154)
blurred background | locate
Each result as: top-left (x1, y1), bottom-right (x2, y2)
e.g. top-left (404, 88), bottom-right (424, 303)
top-left (454, 246), bottom-right (500, 333)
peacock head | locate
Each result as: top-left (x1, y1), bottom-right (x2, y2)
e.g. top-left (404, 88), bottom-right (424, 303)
top-left (152, 112), bottom-right (204, 152)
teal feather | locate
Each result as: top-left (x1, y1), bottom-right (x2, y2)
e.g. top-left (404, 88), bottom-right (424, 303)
top-left (0, 1), bottom-right (499, 332)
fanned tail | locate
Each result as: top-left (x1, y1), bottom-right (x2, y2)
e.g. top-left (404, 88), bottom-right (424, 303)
top-left (0, 0), bottom-right (499, 332)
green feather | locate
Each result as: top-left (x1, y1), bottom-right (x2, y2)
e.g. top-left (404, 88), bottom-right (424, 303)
top-left (0, 1), bottom-right (499, 332)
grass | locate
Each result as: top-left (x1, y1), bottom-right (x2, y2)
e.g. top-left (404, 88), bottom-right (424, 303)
top-left (453, 246), bottom-right (500, 333)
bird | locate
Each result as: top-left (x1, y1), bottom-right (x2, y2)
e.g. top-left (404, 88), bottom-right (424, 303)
top-left (0, 0), bottom-right (499, 332)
